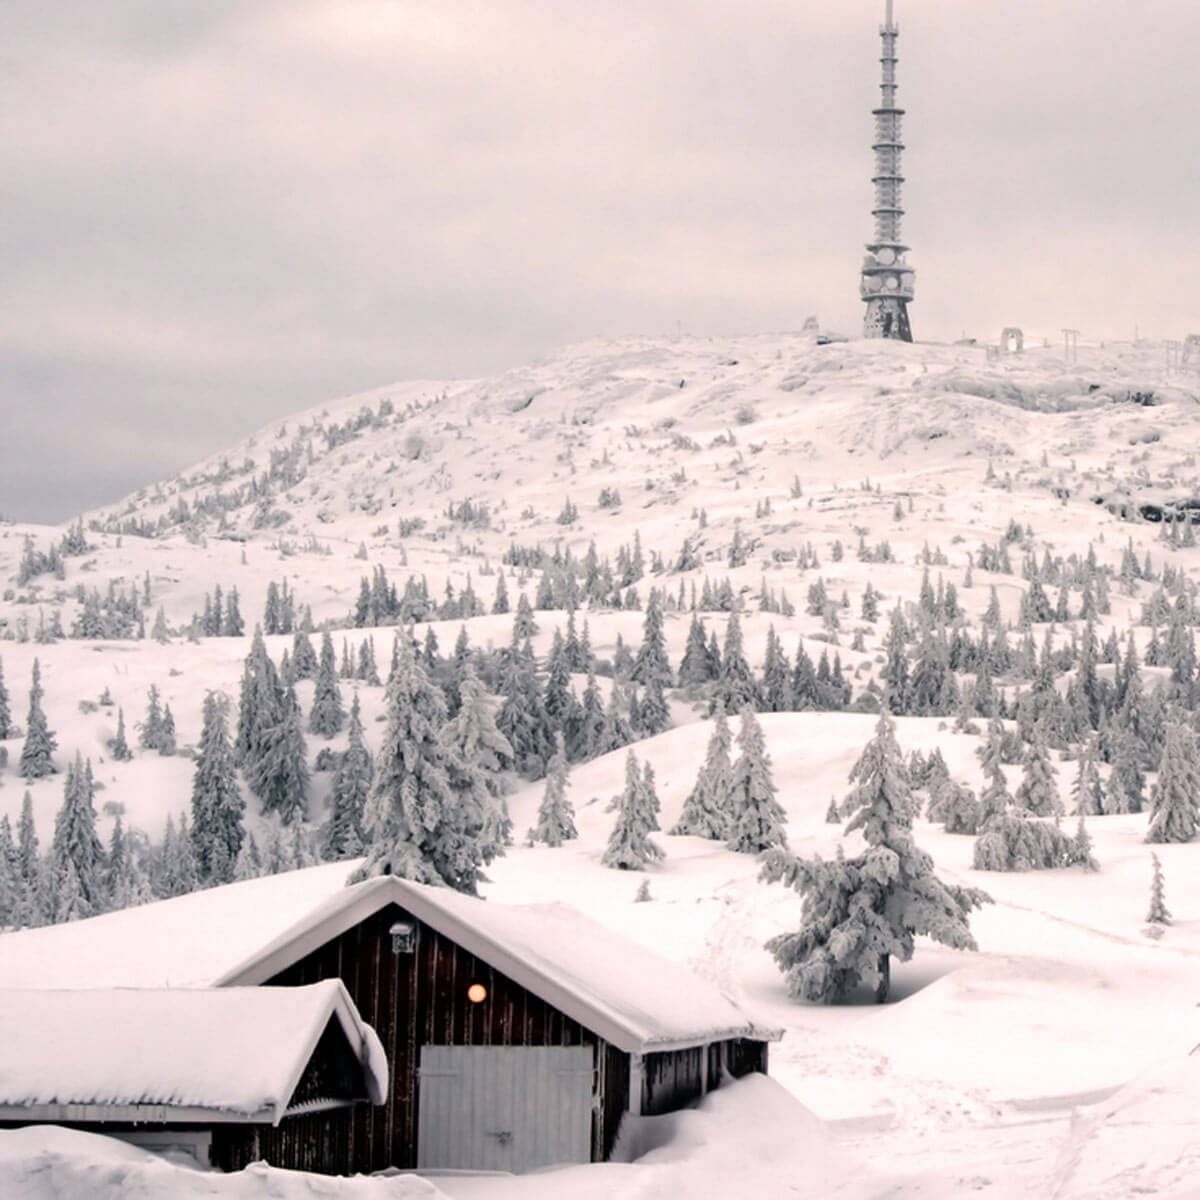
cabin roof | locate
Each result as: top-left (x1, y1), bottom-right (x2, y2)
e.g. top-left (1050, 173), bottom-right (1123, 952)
top-left (0, 864), bottom-right (781, 1054)
top-left (0, 980), bottom-right (388, 1124)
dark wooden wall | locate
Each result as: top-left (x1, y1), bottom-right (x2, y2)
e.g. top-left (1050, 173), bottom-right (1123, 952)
top-left (642, 1038), bottom-right (769, 1117)
top-left (220, 900), bottom-right (626, 1174)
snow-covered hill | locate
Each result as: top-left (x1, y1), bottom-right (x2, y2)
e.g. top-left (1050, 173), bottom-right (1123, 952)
top-left (3, 331), bottom-right (1200, 1196)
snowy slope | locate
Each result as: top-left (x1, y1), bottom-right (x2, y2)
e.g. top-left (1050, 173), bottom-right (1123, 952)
top-left (3, 331), bottom-right (1200, 1194)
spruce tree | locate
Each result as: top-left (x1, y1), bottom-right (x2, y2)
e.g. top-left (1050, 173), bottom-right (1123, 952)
top-left (1146, 853), bottom-right (1171, 925)
top-left (727, 708), bottom-right (787, 854)
top-left (532, 734), bottom-right (577, 846)
top-left (190, 692), bottom-right (244, 884)
top-left (322, 692), bottom-right (373, 860)
top-left (106, 817), bottom-right (151, 911)
top-left (291, 629), bottom-right (318, 679)
top-left (762, 716), bottom-right (989, 1003)
top-left (1070, 745), bottom-right (1104, 817)
top-left (357, 632), bottom-right (484, 892)
top-left (1015, 729), bottom-right (1064, 818)
top-left (631, 592), bottom-right (673, 689)
top-left (602, 751), bottom-right (663, 870)
top-left (712, 611), bottom-right (758, 714)
top-left (247, 679), bottom-right (309, 824)
top-left (671, 706), bottom-right (734, 839)
top-left (496, 645), bottom-right (554, 777)
top-left (1072, 813), bottom-right (1099, 872)
top-left (309, 632), bottom-right (346, 738)
top-left (440, 668), bottom-right (514, 863)
top-left (140, 684), bottom-right (165, 751)
top-left (1146, 722), bottom-right (1200, 844)
top-left (49, 755), bottom-right (105, 920)
top-left (0, 657), bottom-right (11, 740)
top-left (14, 792), bottom-right (42, 927)
top-left (19, 659), bottom-right (57, 779)
top-left (108, 707), bottom-right (133, 762)
top-left (158, 704), bottom-right (177, 756)
top-left (678, 614), bottom-right (713, 689)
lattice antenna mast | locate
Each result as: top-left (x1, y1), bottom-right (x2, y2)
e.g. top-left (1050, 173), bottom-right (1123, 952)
top-left (861, 0), bottom-right (915, 342)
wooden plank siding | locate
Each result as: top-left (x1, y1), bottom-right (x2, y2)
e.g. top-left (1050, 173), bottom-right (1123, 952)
top-left (642, 1038), bottom-right (769, 1116)
top-left (215, 900), bottom-right (626, 1175)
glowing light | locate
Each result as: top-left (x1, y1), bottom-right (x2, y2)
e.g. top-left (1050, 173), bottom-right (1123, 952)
top-left (467, 983), bottom-right (487, 1004)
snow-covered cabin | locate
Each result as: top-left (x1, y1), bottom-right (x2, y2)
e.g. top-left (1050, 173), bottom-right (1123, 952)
top-left (0, 864), bottom-right (780, 1175)
top-left (0, 980), bottom-right (387, 1167)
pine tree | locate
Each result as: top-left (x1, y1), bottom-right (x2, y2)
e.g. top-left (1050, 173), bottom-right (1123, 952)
top-left (712, 611), bottom-right (758, 714)
top-left (727, 708), bottom-right (787, 854)
top-left (602, 751), bottom-right (663, 870)
top-left (760, 626), bottom-right (792, 713)
top-left (532, 734), bottom-right (577, 846)
top-left (1072, 813), bottom-right (1099, 871)
top-left (140, 684), bottom-right (165, 751)
top-left (1146, 722), bottom-right (1200, 844)
top-left (322, 692), bottom-right (373, 860)
top-left (678, 614), bottom-right (713, 689)
top-left (309, 632), bottom-right (346, 738)
top-left (158, 704), bottom-right (177, 756)
top-left (1070, 746), bottom-right (1104, 816)
top-left (247, 678), bottom-right (309, 824)
top-left (108, 707), bottom-right (133, 762)
top-left (157, 814), bottom-right (199, 898)
top-left (105, 817), bottom-right (150, 911)
top-left (0, 657), bottom-right (11, 740)
top-left (232, 832), bottom-right (263, 881)
top-left (14, 793), bottom-right (42, 927)
top-left (671, 707), bottom-right (734, 839)
top-left (496, 647), bottom-right (555, 777)
top-left (762, 716), bottom-right (990, 1003)
top-left (224, 587), bottom-right (245, 638)
top-left (440, 667), bottom-right (514, 863)
top-left (637, 676), bottom-right (671, 737)
top-left (632, 592), bottom-right (673, 689)
top-left (190, 692), bottom-right (244, 884)
top-left (49, 755), bottom-right (105, 920)
top-left (291, 629), bottom-right (318, 680)
top-left (1015, 730), bottom-right (1063, 818)
top-left (236, 628), bottom-right (284, 765)
top-left (357, 632), bottom-right (484, 892)
top-left (19, 659), bottom-right (57, 779)
top-left (1146, 853), bottom-right (1171, 925)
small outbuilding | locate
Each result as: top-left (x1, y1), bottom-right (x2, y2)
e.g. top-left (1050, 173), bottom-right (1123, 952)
top-left (0, 865), bottom-right (781, 1176)
top-left (0, 980), bottom-right (387, 1167)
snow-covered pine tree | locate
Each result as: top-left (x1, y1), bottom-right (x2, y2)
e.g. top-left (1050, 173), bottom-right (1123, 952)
top-left (0, 657), bottom-right (11, 739)
top-left (309, 632), bottom-right (346, 738)
top-left (760, 625), bottom-right (792, 713)
top-left (158, 704), bottom-right (177, 756)
top-left (140, 684), bottom-right (166, 752)
top-left (291, 629), bottom-right (318, 680)
top-left (1146, 721), bottom-right (1200, 844)
top-left (602, 751), bottom-right (663, 870)
top-left (105, 817), bottom-right (151, 911)
top-left (1070, 744), bottom-right (1105, 816)
top-left (14, 792), bottom-right (42, 927)
top-left (49, 755), bottom-right (105, 921)
top-left (972, 808), bottom-right (1075, 871)
top-left (232, 831), bottom-right (263, 881)
top-left (190, 692), bottom-right (244, 884)
top-left (322, 692), bottom-right (373, 860)
top-left (637, 676), bottom-right (670, 737)
top-left (247, 677), bottom-right (309, 824)
top-left (1072, 813), bottom-right (1099, 872)
top-left (356, 632), bottom-right (484, 892)
top-left (19, 659), bottom-right (57, 779)
top-left (761, 715), bottom-right (990, 1003)
top-left (928, 777), bottom-right (981, 835)
top-left (712, 611), bottom-right (758, 715)
top-left (236, 628), bottom-right (284, 765)
top-left (532, 734), bottom-right (577, 847)
top-left (157, 814), bottom-right (199, 898)
top-left (574, 669), bottom-right (607, 760)
top-left (108, 708), bottom-right (133, 762)
top-left (671, 705), bottom-right (734, 839)
top-left (631, 592), bottom-right (673, 689)
top-left (496, 642), bottom-right (555, 777)
top-left (1014, 728), bottom-right (1064, 818)
top-left (1146, 853), bottom-right (1171, 925)
top-left (678, 614), bottom-right (713, 689)
top-left (727, 707), bottom-right (787, 854)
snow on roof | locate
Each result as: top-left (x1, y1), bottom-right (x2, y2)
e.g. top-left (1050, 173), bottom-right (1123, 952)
top-left (0, 980), bottom-right (387, 1124)
top-left (217, 875), bottom-right (782, 1054)
top-left (0, 864), bottom-right (779, 1053)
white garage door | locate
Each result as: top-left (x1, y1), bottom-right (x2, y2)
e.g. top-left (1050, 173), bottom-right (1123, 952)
top-left (417, 1045), bottom-right (594, 1173)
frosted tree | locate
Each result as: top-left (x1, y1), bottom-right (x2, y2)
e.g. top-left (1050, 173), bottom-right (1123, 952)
top-left (106, 817), bottom-right (151, 911)
top-left (727, 708), bottom-right (787, 854)
top-left (232, 832), bottom-right (263, 882)
top-left (1146, 722), bottom-right (1200, 844)
top-left (1146, 853), bottom-right (1171, 925)
top-left (637, 676), bottom-right (671, 737)
top-left (190, 692), bottom-right (244, 884)
top-left (157, 814), bottom-right (199, 898)
top-left (603, 751), bottom-right (663, 870)
top-left (711, 611), bottom-right (758, 715)
top-left (291, 629), bottom-right (318, 680)
top-left (108, 708), bottom-right (133, 762)
top-left (247, 677), bottom-right (310, 824)
top-left (158, 704), bottom-right (177, 756)
top-left (532, 734), bottom-right (577, 846)
top-left (440, 668), bottom-right (514, 863)
top-left (762, 715), bottom-right (990, 1003)
top-left (671, 706), bottom-right (734, 839)
top-left (356, 632), bottom-right (484, 892)
top-left (1014, 730), bottom-right (1063, 818)
top-left (19, 659), bottom-right (57, 780)
top-left (972, 809), bottom-right (1075, 871)
top-left (322, 693), bottom-right (373, 860)
top-left (0, 657), bottom-right (11, 739)
top-left (1070, 744), bottom-right (1104, 816)
top-left (631, 592), bottom-right (673, 689)
top-left (1072, 813), bottom-right (1099, 872)
top-left (928, 777), bottom-right (981, 836)
top-left (309, 632), bottom-right (345, 738)
top-left (49, 755), bottom-right (105, 921)
top-left (14, 793), bottom-right (42, 927)
top-left (236, 629), bottom-right (284, 764)
top-left (140, 684), bottom-right (166, 752)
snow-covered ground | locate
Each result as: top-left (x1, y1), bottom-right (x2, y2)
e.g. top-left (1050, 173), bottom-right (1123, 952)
top-left (3, 331), bottom-right (1200, 1195)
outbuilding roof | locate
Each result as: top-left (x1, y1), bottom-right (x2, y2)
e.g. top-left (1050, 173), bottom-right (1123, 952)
top-left (0, 864), bottom-right (781, 1055)
top-left (0, 980), bottom-right (388, 1125)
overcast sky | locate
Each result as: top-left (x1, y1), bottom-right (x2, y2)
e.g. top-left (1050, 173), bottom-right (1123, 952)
top-left (3, 0), bottom-right (1199, 522)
